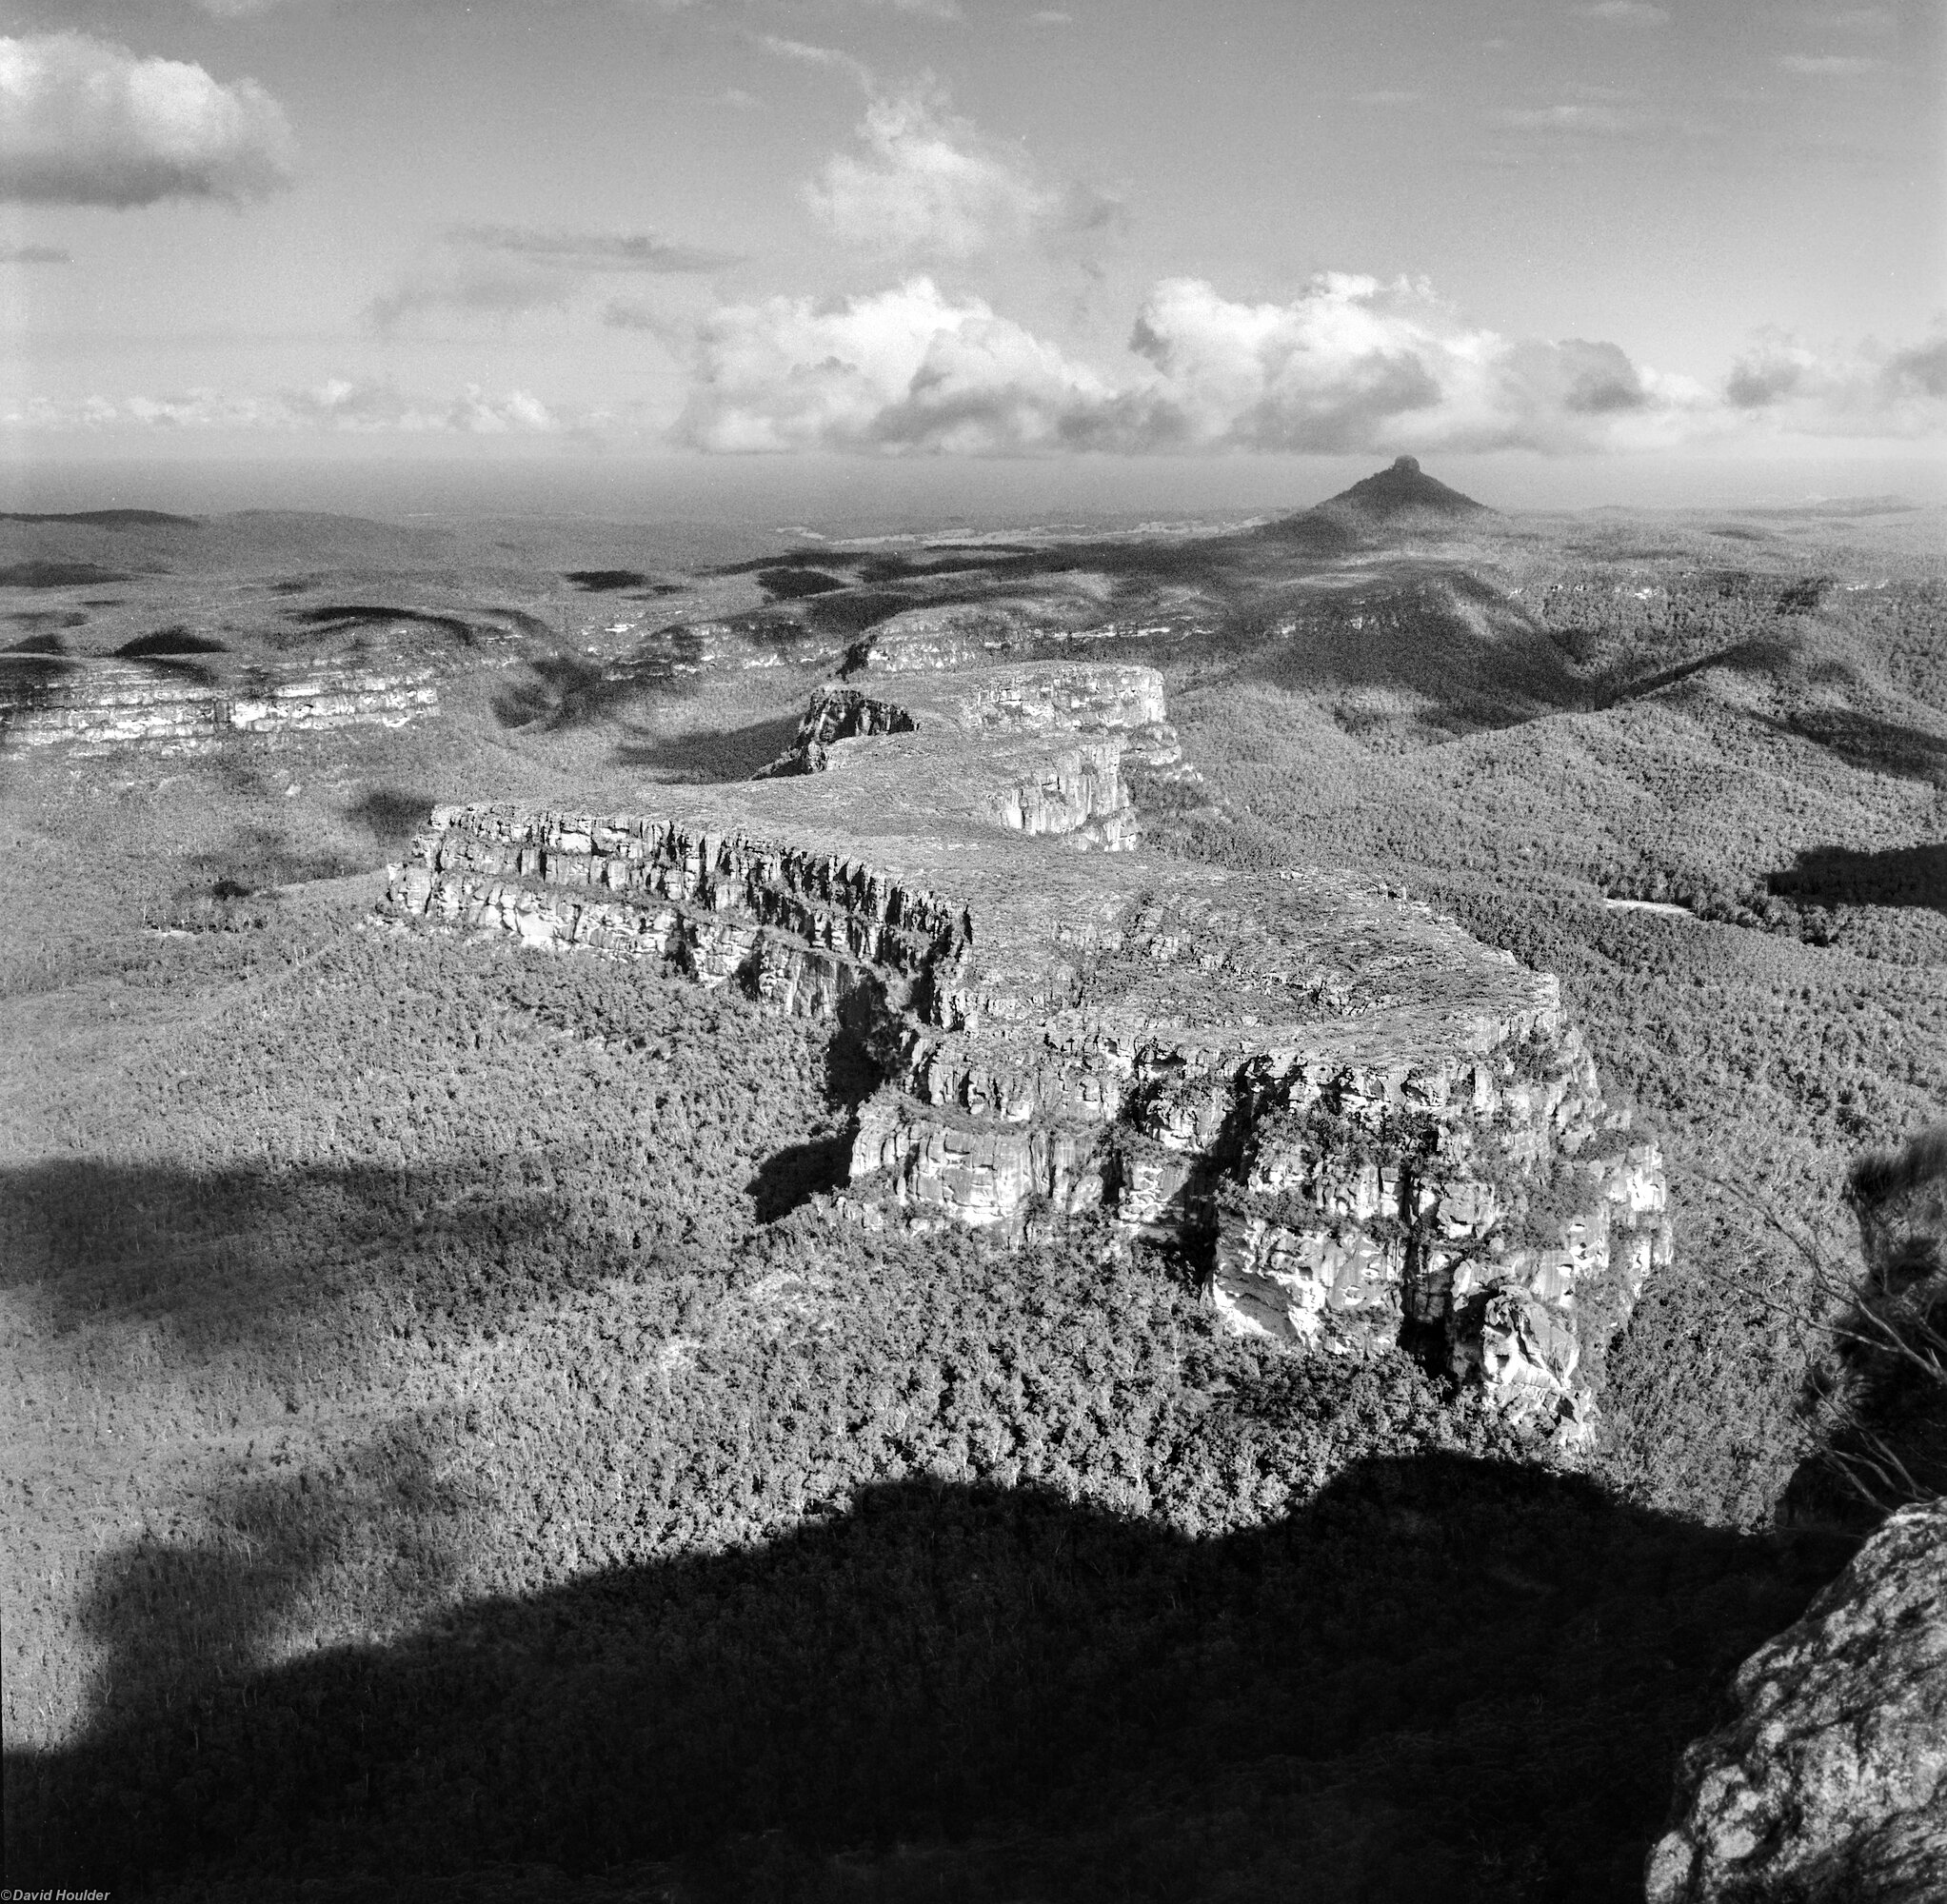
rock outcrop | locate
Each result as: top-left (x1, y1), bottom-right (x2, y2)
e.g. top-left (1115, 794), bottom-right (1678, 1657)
top-left (1647, 1497), bottom-right (1947, 1903)
top-left (385, 658), bottom-right (1667, 1434)
top-left (0, 652), bottom-right (437, 752)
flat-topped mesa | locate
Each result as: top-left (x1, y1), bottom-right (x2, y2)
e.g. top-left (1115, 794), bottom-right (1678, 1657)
top-left (385, 660), bottom-right (1666, 1437)
top-left (757, 662), bottom-right (1181, 848)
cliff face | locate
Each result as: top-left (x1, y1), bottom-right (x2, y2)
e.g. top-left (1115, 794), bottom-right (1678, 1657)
top-left (385, 659), bottom-right (1667, 1436)
top-left (1647, 1497), bottom-right (1947, 1904)
top-left (0, 653), bottom-right (437, 752)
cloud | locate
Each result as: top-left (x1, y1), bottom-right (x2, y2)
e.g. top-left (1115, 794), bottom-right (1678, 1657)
top-left (1489, 103), bottom-right (1646, 134)
top-left (1778, 52), bottom-right (1885, 73)
top-left (1574, 2), bottom-right (1670, 22)
top-left (368, 260), bottom-right (576, 331)
top-left (675, 271), bottom-right (1718, 457)
top-left (0, 32), bottom-right (295, 208)
top-left (805, 86), bottom-right (1119, 258)
top-left (0, 242), bottom-right (70, 263)
top-left (676, 278), bottom-right (1121, 452)
top-left (754, 35), bottom-right (875, 89)
top-left (1030, 10), bottom-right (1075, 23)
top-left (1724, 326), bottom-right (1947, 427)
top-left (1352, 89), bottom-right (1422, 106)
top-left (369, 222), bottom-right (738, 329)
top-left (447, 224), bottom-right (742, 273)
top-left (7, 378), bottom-right (564, 434)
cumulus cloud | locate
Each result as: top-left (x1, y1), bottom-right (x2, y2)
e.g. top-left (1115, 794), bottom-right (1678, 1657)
top-left (1121, 276), bottom-right (1695, 453)
top-left (676, 271), bottom-right (1719, 457)
top-left (0, 32), bottom-right (295, 208)
top-left (805, 85), bottom-right (1118, 258)
top-left (0, 242), bottom-right (70, 263)
top-left (676, 272), bottom-right (1947, 458)
top-left (676, 278), bottom-right (1122, 452)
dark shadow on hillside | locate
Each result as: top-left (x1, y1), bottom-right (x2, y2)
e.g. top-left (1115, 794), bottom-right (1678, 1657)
top-left (1768, 843), bottom-right (1947, 914)
top-left (565, 569), bottom-right (650, 592)
top-left (0, 559), bottom-right (135, 587)
top-left (1243, 570), bottom-right (1585, 734)
top-left (1773, 708), bottom-right (1947, 789)
top-left (492, 621), bottom-right (825, 731)
top-left (347, 786), bottom-right (439, 846)
top-left (1589, 637), bottom-right (1792, 711)
top-left (0, 1155), bottom-right (650, 1367)
top-left (6, 1456), bottom-right (1852, 1902)
top-left (612, 713), bottom-right (803, 783)
top-left (0, 653), bottom-right (80, 713)
top-left (291, 605), bottom-right (480, 646)
top-left (116, 628), bottom-right (228, 659)
top-left (745, 1026), bottom-right (882, 1221)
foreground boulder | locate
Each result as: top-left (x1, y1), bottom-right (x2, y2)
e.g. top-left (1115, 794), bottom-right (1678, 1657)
top-left (1646, 1497), bottom-right (1947, 1902)
top-left (387, 659), bottom-right (1668, 1435)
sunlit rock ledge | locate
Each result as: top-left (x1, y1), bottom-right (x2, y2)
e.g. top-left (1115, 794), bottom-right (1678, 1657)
top-left (0, 651), bottom-right (439, 753)
top-left (385, 659), bottom-right (1669, 1437)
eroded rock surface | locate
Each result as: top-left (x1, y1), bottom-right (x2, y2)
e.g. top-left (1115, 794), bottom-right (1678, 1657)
top-left (0, 652), bottom-right (438, 752)
top-left (1646, 1497), bottom-right (1947, 1904)
top-left (386, 658), bottom-right (1667, 1432)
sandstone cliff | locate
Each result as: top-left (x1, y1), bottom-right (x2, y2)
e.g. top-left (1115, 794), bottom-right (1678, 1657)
top-left (385, 660), bottom-right (1667, 1434)
top-left (0, 652), bottom-right (437, 752)
top-left (1647, 1497), bottom-right (1947, 1903)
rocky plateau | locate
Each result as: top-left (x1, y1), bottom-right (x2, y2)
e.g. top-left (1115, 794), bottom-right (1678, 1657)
top-left (387, 649), bottom-right (1671, 1434)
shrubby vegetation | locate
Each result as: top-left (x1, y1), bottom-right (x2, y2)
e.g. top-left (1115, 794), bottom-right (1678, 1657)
top-left (1144, 560), bottom-right (1946, 1527)
top-left (4, 923), bottom-right (1850, 1901)
top-left (5, 524), bottom-right (1941, 1900)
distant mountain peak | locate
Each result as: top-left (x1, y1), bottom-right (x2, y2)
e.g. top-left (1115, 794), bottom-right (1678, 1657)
top-left (1252, 457), bottom-right (1490, 548)
top-left (1322, 457), bottom-right (1489, 522)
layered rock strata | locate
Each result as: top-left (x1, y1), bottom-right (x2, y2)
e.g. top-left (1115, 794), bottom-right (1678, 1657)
top-left (1647, 1497), bottom-right (1947, 1903)
top-left (386, 659), bottom-right (1666, 1431)
top-left (0, 653), bottom-right (437, 752)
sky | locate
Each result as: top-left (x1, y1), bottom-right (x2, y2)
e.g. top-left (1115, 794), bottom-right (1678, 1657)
top-left (1, 0), bottom-right (1943, 511)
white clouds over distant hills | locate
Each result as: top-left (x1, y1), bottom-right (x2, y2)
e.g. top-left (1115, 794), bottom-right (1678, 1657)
top-left (0, 32), bottom-right (294, 207)
top-left (13, 276), bottom-right (1943, 457)
top-left (805, 85), bottom-right (1119, 258)
top-left (677, 272), bottom-right (1705, 456)
top-left (675, 273), bottom-right (1947, 457)
top-left (675, 278), bottom-right (1120, 452)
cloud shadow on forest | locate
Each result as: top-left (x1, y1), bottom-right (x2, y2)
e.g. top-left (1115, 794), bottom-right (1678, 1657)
top-left (4, 1450), bottom-right (1853, 1902)
top-left (1770, 708), bottom-right (1947, 790)
top-left (0, 1156), bottom-right (649, 1376)
top-left (1767, 843), bottom-right (1947, 914)
top-left (612, 711), bottom-right (803, 783)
